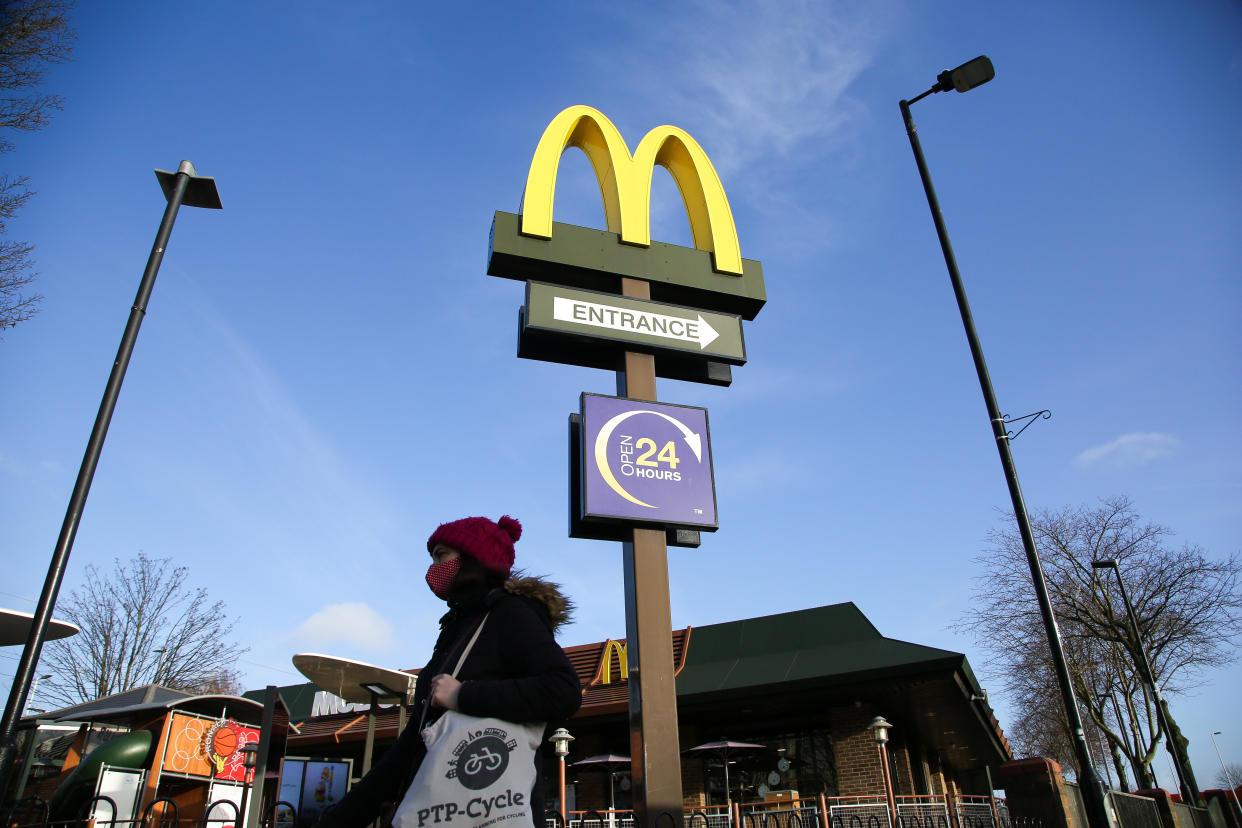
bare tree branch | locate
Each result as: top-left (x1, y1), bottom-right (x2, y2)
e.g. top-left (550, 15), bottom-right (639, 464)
top-left (0, 0), bottom-right (75, 334)
top-left (35, 552), bottom-right (249, 708)
top-left (955, 497), bottom-right (1242, 789)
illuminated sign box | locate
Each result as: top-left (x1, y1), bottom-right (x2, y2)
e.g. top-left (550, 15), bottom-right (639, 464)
top-left (578, 393), bottom-right (717, 532)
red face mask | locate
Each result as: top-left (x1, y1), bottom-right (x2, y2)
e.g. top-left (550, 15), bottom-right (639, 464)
top-left (425, 558), bottom-right (461, 599)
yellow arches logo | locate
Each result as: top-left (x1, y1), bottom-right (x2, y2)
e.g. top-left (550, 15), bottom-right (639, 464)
top-left (594, 639), bottom-right (629, 685)
top-left (521, 105), bottom-right (744, 276)
top-left (586, 630), bottom-right (694, 689)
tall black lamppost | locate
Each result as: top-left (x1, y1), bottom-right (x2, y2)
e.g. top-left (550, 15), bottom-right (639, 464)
top-left (1211, 731), bottom-right (1241, 819)
top-left (237, 743), bottom-right (259, 828)
top-left (0, 161), bottom-right (221, 799)
top-left (899, 58), bottom-right (1110, 828)
top-left (1092, 558), bottom-right (1201, 805)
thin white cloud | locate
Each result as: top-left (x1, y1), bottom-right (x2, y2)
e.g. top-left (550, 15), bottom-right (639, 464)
top-left (588, 0), bottom-right (896, 254)
top-left (1075, 433), bottom-right (1179, 469)
top-left (292, 602), bottom-right (397, 653)
top-left (169, 273), bottom-right (404, 568)
top-left (615, 0), bottom-right (889, 175)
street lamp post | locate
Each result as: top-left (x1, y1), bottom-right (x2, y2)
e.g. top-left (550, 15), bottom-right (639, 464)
top-left (0, 161), bottom-right (222, 798)
top-left (549, 727), bottom-right (575, 824)
top-left (899, 57), bottom-right (1110, 828)
top-left (1092, 559), bottom-right (1200, 805)
top-left (870, 717), bottom-right (897, 824)
top-left (153, 648), bottom-right (168, 685)
top-left (1211, 731), bottom-right (1241, 820)
top-left (237, 743), bottom-right (259, 828)
top-left (22, 675), bottom-right (51, 717)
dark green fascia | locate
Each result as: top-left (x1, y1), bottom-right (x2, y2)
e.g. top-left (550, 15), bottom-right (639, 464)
top-left (488, 211), bottom-right (766, 321)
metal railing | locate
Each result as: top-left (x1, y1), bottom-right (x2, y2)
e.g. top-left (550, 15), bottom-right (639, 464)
top-left (1, 798), bottom-right (299, 828)
top-left (896, 795), bottom-right (953, 828)
top-left (828, 795), bottom-right (894, 828)
top-left (543, 795), bottom-right (1019, 828)
top-left (957, 795), bottom-right (1000, 828)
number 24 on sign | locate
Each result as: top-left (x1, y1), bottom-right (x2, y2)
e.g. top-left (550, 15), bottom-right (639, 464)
top-left (620, 436), bottom-right (681, 478)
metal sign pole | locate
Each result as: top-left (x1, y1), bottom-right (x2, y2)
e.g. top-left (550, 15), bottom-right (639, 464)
top-left (616, 276), bottom-right (684, 828)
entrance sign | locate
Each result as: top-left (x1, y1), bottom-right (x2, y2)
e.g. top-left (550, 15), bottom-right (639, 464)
top-left (580, 394), bottom-right (717, 531)
top-left (524, 282), bottom-right (746, 364)
top-left (522, 105), bottom-right (743, 275)
top-left (557, 295), bottom-right (717, 349)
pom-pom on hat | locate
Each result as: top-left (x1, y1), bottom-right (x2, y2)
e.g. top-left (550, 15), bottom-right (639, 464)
top-left (427, 515), bottom-right (522, 575)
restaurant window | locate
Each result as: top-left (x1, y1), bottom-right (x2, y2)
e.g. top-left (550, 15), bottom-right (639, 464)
top-left (700, 729), bottom-right (837, 805)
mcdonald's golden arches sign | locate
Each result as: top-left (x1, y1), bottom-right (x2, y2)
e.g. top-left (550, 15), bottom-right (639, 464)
top-left (488, 105), bottom-right (765, 322)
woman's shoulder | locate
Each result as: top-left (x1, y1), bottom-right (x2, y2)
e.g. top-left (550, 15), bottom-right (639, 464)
top-left (485, 573), bottom-right (574, 633)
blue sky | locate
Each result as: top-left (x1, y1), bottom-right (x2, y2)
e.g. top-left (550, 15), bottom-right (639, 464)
top-left (2, 0), bottom-right (1239, 790)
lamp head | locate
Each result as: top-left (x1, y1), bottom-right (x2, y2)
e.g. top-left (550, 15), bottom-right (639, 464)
top-left (1092, 559), bottom-right (1119, 570)
top-left (936, 56), bottom-right (995, 93)
top-left (154, 161), bottom-right (223, 210)
top-left (241, 743), bottom-right (259, 770)
top-left (548, 727), bottom-right (575, 757)
top-left (869, 716), bottom-right (893, 744)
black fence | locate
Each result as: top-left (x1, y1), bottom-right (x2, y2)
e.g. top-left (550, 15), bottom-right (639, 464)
top-left (2, 796), bottom-right (301, 828)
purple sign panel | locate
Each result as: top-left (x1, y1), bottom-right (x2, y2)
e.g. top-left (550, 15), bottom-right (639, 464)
top-left (580, 393), bottom-right (717, 531)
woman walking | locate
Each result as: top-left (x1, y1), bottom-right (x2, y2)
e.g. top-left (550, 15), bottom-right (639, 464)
top-left (314, 514), bottom-right (581, 828)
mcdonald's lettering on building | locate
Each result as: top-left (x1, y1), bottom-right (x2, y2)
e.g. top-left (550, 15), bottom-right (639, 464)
top-left (488, 105), bottom-right (766, 321)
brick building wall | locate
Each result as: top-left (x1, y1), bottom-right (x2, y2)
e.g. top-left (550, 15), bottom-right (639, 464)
top-left (891, 739), bottom-right (916, 796)
top-left (830, 703), bottom-right (888, 797)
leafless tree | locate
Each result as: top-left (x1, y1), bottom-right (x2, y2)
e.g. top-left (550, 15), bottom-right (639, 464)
top-left (35, 553), bottom-right (249, 708)
top-left (0, 0), bottom-right (75, 334)
top-left (957, 497), bottom-right (1242, 792)
top-left (1214, 763), bottom-right (1242, 791)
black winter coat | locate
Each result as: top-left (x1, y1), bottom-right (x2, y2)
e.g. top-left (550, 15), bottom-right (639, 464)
top-left (314, 577), bottom-right (581, 828)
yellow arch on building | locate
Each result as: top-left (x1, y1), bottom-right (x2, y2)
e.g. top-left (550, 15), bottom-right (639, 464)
top-left (592, 639), bottom-right (629, 685)
top-left (521, 105), bottom-right (744, 276)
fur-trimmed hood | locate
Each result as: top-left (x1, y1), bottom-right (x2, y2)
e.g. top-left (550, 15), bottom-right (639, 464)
top-left (502, 571), bottom-right (574, 631)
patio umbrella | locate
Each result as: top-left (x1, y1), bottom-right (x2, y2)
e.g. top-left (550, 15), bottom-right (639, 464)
top-left (571, 754), bottom-right (632, 814)
top-left (682, 741), bottom-right (767, 809)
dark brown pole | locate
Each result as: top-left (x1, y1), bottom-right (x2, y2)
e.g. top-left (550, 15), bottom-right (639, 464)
top-left (617, 276), bottom-right (684, 828)
top-left (878, 742), bottom-right (897, 824)
top-left (559, 756), bottom-right (567, 823)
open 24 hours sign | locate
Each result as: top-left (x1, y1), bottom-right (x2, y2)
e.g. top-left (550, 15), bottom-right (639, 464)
top-left (580, 393), bottom-right (718, 532)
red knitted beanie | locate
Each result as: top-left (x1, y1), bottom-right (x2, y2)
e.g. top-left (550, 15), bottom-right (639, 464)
top-left (426, 515), bottom-right (521, 575)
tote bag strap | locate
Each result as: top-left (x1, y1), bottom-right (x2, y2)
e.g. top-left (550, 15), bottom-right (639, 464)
top-left (417, 612), bottom-right (489, 731)
top-left (448, 612), bottom-right (488, 678)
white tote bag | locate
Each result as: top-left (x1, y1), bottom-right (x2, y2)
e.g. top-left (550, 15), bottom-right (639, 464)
top-left (392, 616), bottom-right (545, 828)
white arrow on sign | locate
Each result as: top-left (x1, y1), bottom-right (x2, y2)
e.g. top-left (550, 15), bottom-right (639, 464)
top-left (553, 296), bottom-right (720, 351)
